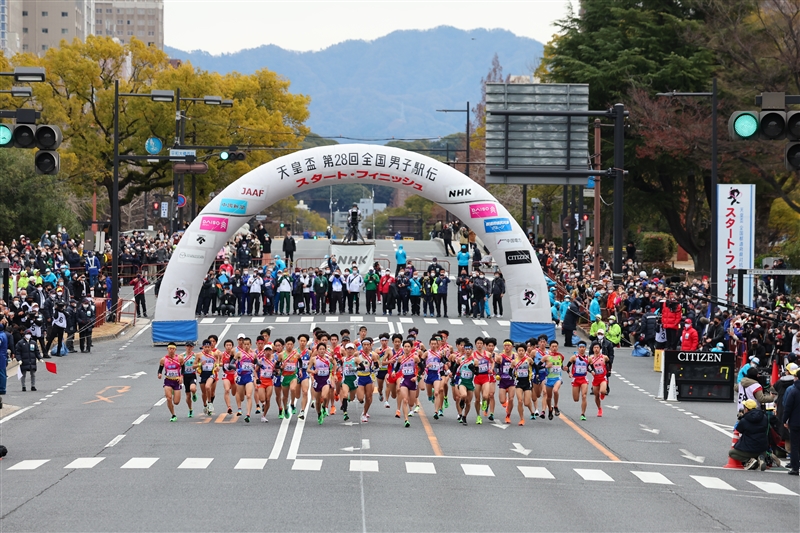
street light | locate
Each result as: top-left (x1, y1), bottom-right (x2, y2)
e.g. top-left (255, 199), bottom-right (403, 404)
top-left (0, 67), bottom-right (46, 83)
top-left (436, 103), bottom-right (470, 180)
top-left (531, 197), bottom-right (541, 246)
top-left (656, 78), bottom-right (719, 309)
top-left (112, 80), bottom-right (174, 319)
top-left (0, 87), bottom-right (33, 98)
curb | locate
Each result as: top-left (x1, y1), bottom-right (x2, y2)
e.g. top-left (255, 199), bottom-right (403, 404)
top-left (91, 320), bottom-right (135, 343)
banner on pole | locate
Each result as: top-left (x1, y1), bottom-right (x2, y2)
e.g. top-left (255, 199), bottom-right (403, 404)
top-left (717, 184), bottom-right (755, 307)
top-left (330, 244), bottom-right (375, 274)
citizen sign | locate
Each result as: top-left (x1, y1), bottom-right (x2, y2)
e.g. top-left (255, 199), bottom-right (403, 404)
top-left (677, 352), bottom-right (722, 363)
top-left (505, 250), bottom-right (532, 265)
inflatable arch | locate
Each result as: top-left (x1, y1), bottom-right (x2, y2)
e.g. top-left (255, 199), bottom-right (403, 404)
top-left (151, 144), bottom-right (555, 343)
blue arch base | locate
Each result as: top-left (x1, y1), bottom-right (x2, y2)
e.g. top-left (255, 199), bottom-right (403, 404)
top-left (152, 320), bottom-right (198, 345)
top-left (510, 321), bottom-right (557, 343)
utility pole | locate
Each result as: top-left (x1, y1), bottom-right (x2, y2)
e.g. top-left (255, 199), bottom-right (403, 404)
top-left (593, 119), bottom-right (602, 279)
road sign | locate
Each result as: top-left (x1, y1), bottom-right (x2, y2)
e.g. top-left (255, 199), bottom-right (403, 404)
top-left (176, 194), bottom-right (187, 209)
top-left (255, 215), bottom-right (267, 221)
top-left (145, 137), bottom-right (163, 155)
top-left (583, 188), bottom-right (595, 198)
top-left (160, 201), bottom-right (169, 218)
top-left (169, 148), bottom-right (196, 159)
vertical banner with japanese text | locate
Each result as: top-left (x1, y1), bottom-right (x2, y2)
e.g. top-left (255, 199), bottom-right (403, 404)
top-left (717, 184), bottom-right (755, 307)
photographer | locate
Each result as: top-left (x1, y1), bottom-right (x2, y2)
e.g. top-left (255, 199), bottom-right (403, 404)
top-left (346, 204), bottom-right (362, 242)
top-left (661, 290), bottom-right (683, 350)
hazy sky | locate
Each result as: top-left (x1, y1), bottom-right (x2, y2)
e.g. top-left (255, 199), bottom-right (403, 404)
top-left (164, 0), bottom-right (577, 54)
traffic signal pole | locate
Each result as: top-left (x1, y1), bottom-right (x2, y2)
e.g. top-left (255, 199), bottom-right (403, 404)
top-left (593, 119), bottom-right (602, 280)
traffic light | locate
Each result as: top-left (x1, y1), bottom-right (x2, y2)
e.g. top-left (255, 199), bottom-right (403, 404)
top-left (580, 213), bottom-right (589, 230)
top-left (220, 150), bottom-right (245, 161)
top-left (728, 111), bottom-right (759, 140)
top-left (787, 111), bottom-right (800, 171)
top-left (152, 202), bottom-right (160, 219)
top-left (279, 222), bottom-right (285, 228)
top-left (760, 109), bottom-right (787, 140)
top-left (0, 123), bottom-right (62, 174)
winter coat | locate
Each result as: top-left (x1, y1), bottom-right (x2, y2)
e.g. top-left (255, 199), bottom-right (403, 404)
top-left (16, 337), bottom-right (42, 372)
top-left (734, 408), bottom-right (769, 454)
top-left (782, 379), bottom-right (800, 428)
top-left (490, 277), bottom-right (505, 296)
top-left (661, 301), bottom-right (682, 329)
top-left (409, 277), bottom-right (421, 297)
top-left (77, 305), bottom-right (95, 329)
top-left (680, 326), bottom-right (699, 351)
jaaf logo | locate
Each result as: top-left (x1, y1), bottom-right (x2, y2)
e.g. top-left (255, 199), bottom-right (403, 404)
top-left (240, 187), bottom-right (264, 197)
top-left (469, 203), bottom-right (498, 219)
top-left (218, 198), bottom-right (248, 215)
top-left (483, 218), bottom-right (512, 233)
top-left (504, 250), bottom-right (532, 265)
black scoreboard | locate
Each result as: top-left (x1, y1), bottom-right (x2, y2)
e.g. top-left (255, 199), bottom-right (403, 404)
top-left (662, 350), bottom-right (736, 402)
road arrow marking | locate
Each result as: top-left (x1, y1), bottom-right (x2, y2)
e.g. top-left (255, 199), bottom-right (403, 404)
top-left (492, 423), bottom-right (509, 429)
top-left (639, 424), bottom-right (661, 434)
top-left (118, 371), bottom-right (147, 379)
top-left (341, 439), bottom-right (371, 452)
top-left (698, 419), bottom-right (734, 438)
top-left (679, 449), bottom-right (705, 463)
top-left (341, 421), bottom-right (360, 426)
top-left (511, 443), bottom-right (531, 456)
top-left (606, 405), bottom-right (619, 410)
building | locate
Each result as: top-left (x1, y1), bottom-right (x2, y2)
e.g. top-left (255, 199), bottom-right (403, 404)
top-left (93, 0), bottom-right (163, 49)
top-left (1, 0), bottom-right (24, 57)
top-left (18, 0), bottom-right (162, 56)
top-left (20, 1), bottom-right (95, 54)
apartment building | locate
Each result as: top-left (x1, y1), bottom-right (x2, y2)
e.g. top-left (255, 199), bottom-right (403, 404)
top-left (1, 0), bottom-right (24, 57)
top-left (20, 1), bottom-right (95, 54)
top-left (93, 0), bottom-right (163, 49)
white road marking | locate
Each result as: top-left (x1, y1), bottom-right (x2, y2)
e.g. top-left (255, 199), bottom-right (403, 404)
top-left (178, 458), bottom-right (213, 469)
top-left (301, 317), bottom-right (314, 323)
top-left (388, 322), bottom-right (395, 335)
top-left (406, 462), bottom-right (436, 474)
top-left (131, 324), bottom-right (152, 341)
top-left (482, 330), bottom-right (490, 337)
top-left (575, 468), bottom-right (614, 481)
top-left (200, 318), bottom-right (215, 324)
top-left (287, 388), bottom-right (312, 460)
top-left (698, 419), bottom-right (735, 438)
top-left (121, 458), bottom-right (159, 469)
top-left (350, 460), bottom-right (379, 472)
top-left (7, 459), bottom-right (50, 470)
top-left (424, 318), bottom-right (438, 324)
top-left (691, 475), bottom-right (735, 490)
top-left (518, 466), bottom-right (554, 479)
top-left (105, 435), bottom-right (126, 448)
top-left (234, 458), bottom-right (268, 470)
top-left (325, 316), bottom-right (339, 322)
top-left (399, 317), bottom-right (413, 323)
top-left (225, 317), bottom-right (241, 323)
top-left (65, 458), bottom-right (105, 469)
top-left (497, 320), bottom-right (510, 327)
top-left (276, 317), bottom-right (289, 323)
top-left (448, 319), bottom-right (463, 325)
top-left (292, 459), bottom-right (323, 471)
top-left (132, 414), bottom-right (149, 425)
top-left (375, 317), bottom-right (389, 323)
top-left (269, 416), bottom-right (292, 460)
top-left (154, 398), bottom-right (167, 406)
top-left (473, 320), bottom-right (487, 325)
top-left (0, 405), bottom-right (34, 424)
top-left (631, 471), bottom-right (673, 484)
top-left (250, 317), bottom-right (265, 323)
top-left (461, 464), bottom-right (494, 477)
top-left (747, 480), bottom-right (798, 495)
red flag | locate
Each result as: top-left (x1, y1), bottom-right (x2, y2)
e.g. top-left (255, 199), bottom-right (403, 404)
top-left (45, 362), bottom-right (57, 374)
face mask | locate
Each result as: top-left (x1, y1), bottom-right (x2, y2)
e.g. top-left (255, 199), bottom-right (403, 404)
top-left (325, 270), bottom-right (330, 275)
top-left (83, 304), bottom-right (89, 308)
top-left (24, 334), bottom-right (31, 341)
top-left (480, 275), bottom-right (484, 278)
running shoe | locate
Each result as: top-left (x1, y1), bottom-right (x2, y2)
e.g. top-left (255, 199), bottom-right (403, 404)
top-left (476, 414), bottom-right (483, 425)
top-left (505, 415), bottom-right (511, 424)
top-left (228, 408), bottom-right (233, 414)
top-left (404, 420), bottom-right (410, 428)
top-left (237, 408), bottom-right (242, 416)
top-left (434, 411), bottom-right (439, 420)
top-left (408, 410), bottom-right (413, 417)
top-left (461, 417), bottom-right (468, 425)
top-left (580, 414), bottom-right (587, 421)
top-left (384, 401), bottom-right (390, 408)
top-left (330, 406), bottom-right (337, 415)
top-left (379, 393), bottom-right (384, 402)
top-left (530, 413), bottom-right (537, 420)
top-left (548, 410), bottom-right (553, 420)
top-left (192, 392), bottom-right (197, 402)
top-left (518, 420), bottom-right (525, 426)
top-left (414, 405), bottom-right (420, 413)
top-left (203, 405), bottom-right (208, 415)
top-left (255, 407), bottom-right (261, 414)
top-left (188, 410), bottom-right (193, 418)
top-left (501, 402), bottom-right (507, 409)
top-left (323, 407), bottom-right (328, 418)
top-left (170, 415), bottom-right (177, 422)
top-left (457, 415), bottom-right (463, 423)
top-left (429, 396), bottom-right (434, 403)
top-left (438, 409), bottom-right (443, 417)
top-left (244, 415), bottom-right (250, 423)
top-left (299, 410), bottom-right (305, 420)
top-left (261, 416), bottom-right (268, 423)
top-left (444, 397), bottom-right (449, 409)
top-left (488, 413), bottom-right (494, 421)
top-left (207, 404), bottom-right (214, 415)
top-left (311, 400), bottom-right (316, 409)
top-left (600, 393), bottom-right (605, 401)
top-left (395, 410), bottom-right (401, 418)
top-left (292, 406), bottom-right (297, 414)
top-left (318, 414), bottom-right (324, 425)
top-left (597, 408), bottom-right (603, 417)
top-left (481, 400), bottom-right (488, 412)
top-left (361, 414), bottom-right (368, 423)
top-left (540, 410), bottom-right (546, 419)
top-left (279, 411), bottom-right (285, 419)
top-left (343, 412), bottom-right (350, 421)
top-left (554, 407), bottom-right (560, 417)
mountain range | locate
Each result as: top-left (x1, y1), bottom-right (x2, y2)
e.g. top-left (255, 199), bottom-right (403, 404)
top-left (165, 26), bottom-right (543, 141)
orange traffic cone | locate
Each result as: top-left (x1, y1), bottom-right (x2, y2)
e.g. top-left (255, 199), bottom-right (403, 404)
top-left (724, 430), bottom-right (745, 469)
top-left (771, 359), bottom-right (779, 387)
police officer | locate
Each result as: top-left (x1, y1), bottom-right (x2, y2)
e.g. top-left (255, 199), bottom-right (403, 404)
top-left (77, 298), bottom-right (95, 353)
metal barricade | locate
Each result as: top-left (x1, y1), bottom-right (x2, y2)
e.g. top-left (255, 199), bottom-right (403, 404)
top-left (406, 259), bottom-right (452, 274)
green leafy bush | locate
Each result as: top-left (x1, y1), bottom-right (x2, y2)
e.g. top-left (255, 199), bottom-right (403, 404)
top-left (639, 232), bottom-right (678, 262)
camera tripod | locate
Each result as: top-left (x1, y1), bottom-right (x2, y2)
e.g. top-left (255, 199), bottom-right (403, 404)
top-left (344, 222), bottom-right (366, 244)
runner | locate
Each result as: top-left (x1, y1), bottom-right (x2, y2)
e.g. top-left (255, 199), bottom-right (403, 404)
top-left (182, 341), bottom-right (198, 418)
top-left (496, 339), bottom-right (516, 424)
top-left (396, 339), bottom-right (421, 427)
top-left (450, 337), bottom-right (467, 421)
top-left (234, 337), bottom-right (256, 422)
top-left (485, 337), bottom-right (498, 421)
top-left (272, 338), bottom-right (285, 417)
top-left (438, 330), bottom-right (453, 409)
top-left (512, 343), bottom-right (534, 425)
top-left (157, 342), bottom-right (183, 421)
top-left (565, 340), bottom-right (589, 421)
top-left (472, 337), bottom-right (492, 425)
top-left (531, 335), bottom-right (548, 419)
top-left (328, 333), bottom-right (341, 415)
top-left (455, 341), bottom-right (476, 425)
top-left (279, 336), bottom-right (300, 419)
top-left (375, 333), bottom-right (392, 404)
top-left (193, 339), bottom-right (218, 416)
top-left (340, 342), bottom-right (359, 421)
top-left (424, 336), bottom-right (445, 420)
top-left (588, 341), bottom-right (609, 417)
top-left (206, 334), bottom-right (223, 409)
top-left (407, 327), bottom-right (424, 414)
top-left (220, 339), bottom-right (238, 414)
top-left (256, 341), bottom-right (276, 422)
top-left (355, 337), bottom-right (376, 422)
top-left (543, 339), bottom-right (564, 420)
top-left (386, 334), bottom-right (403, 415)
top-left (252, 335), bottom-right (268, 416)
top-left (308, 342), bottom-right (334, 424)
top-left (297, 333), bottom-right (312, 420)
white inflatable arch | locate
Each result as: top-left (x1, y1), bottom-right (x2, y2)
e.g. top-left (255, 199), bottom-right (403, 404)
top-left (152, 144), bottom-right (554, 343)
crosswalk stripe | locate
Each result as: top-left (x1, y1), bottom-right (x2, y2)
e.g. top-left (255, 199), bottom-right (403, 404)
top-left (690, 475), bottom-right (735, 491)
top-left (234, 458), bottom-right (268, 470)
top-left (292, 459), bottom-right (323, 471)
top-left (64, 458), bottom-right (105, 469)
top-left (200, 318), bottom-right (215, 324)
top-left (300, 317), bottom-right (314, 322)
top-left (575, 468), bottom-right (614, 481)
top-left (747, 480), bottom-right (798, 495)
top-left (497, 320), bottom-right (511, 326)
top-left (350, 316), bottom-right (364, 322)
top-left (178, 458), bottom-right (214, 469)
top-left (473, 319), bottom-right (487, 325)
top-left (225, 317), bottom-right (240, 323)
top-left (424, 318), bottom-right (438, 324)
top-left (325, 316), bottom-right (339, 322)
top-left (7, 459), bottom-right (49, 470)
top-left (399, 317), bottom-right (413, 323)
top-left (121, 457), bottom-right (158, 469)
top-left (517, 466), bottom-right (554, 479)
top-left (448, 319), bottom-right (463, 325)
top-left (350, 460), bottom-right (379, 472)
top-left (250, 317), bottom-right (265, 323)
top-left (275, 317), bottom-right (289, 323)
top-left (375, 317), bottom-right (389, 323)
top-left (631, 471), bottom-right (673, 484)
top-left (461, 464), bottom-right (494, 477)
top-left (406, 462), bottom-right (436, 474)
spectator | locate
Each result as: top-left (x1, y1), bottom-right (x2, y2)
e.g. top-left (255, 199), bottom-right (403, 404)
top-left (16, 329), bottom-right (43, 391)
top-left (379, 270), bottom-right (394, 315)
top-left (436, 270), bottom-right (450, 318)
top-left (738, 366), bottom-right (775, 411)
top-left (313, 270), bottom-right (329, 315)
top-left (780, 364), bottom-right (800, 475)
top-left (277, 269), bottom-right (293, 315)
top-left (680, 319), bottom-right (699, 350)
top-left (469, 275), bottom-right (486, 319)
top-left (395, 268), bottom-right (409, 315)
top-left (661, 291), bottom-right (683, 350)
top-left (606, 316), bottom-right (623, 346)
top-left (409, 270), bottom-right (422, 316)
top-left (563, 297), bottom-right (582, 347)
top-left (346, 267), bottom-right (363, 314)
top-left (364, 268), bottom-right (379, 315)
top-left (395, 245), bottom-right (407, 276)
top-left (282, 231), bottom-right (296, 266)
top-left (443, 224), bottom-right (455, 256)
top-left (76, 298), bottom-right (95, 352)
top-left (731, 399), bottom-right (770, 470)
top-left (329, 269), bottom-right (345, 314)
top-left (131, 272), bottom-right (148, 318)
top-left (490, 272), bottom-right (505, 318)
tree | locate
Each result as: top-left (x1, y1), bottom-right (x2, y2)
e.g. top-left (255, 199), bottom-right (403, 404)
top-left (11, 36), bottom-right (310, 230)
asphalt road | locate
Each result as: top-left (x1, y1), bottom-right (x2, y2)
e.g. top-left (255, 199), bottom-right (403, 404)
top-left (2, 239), bottom-right (799, 532)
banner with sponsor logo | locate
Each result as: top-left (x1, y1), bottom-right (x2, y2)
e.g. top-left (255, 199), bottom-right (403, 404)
top-left (330, 244), bottom-right (375, 275)
top-left (153, 144), bottom-right (554, 343)
top-left (717, 184), bottom-right (755, 307)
